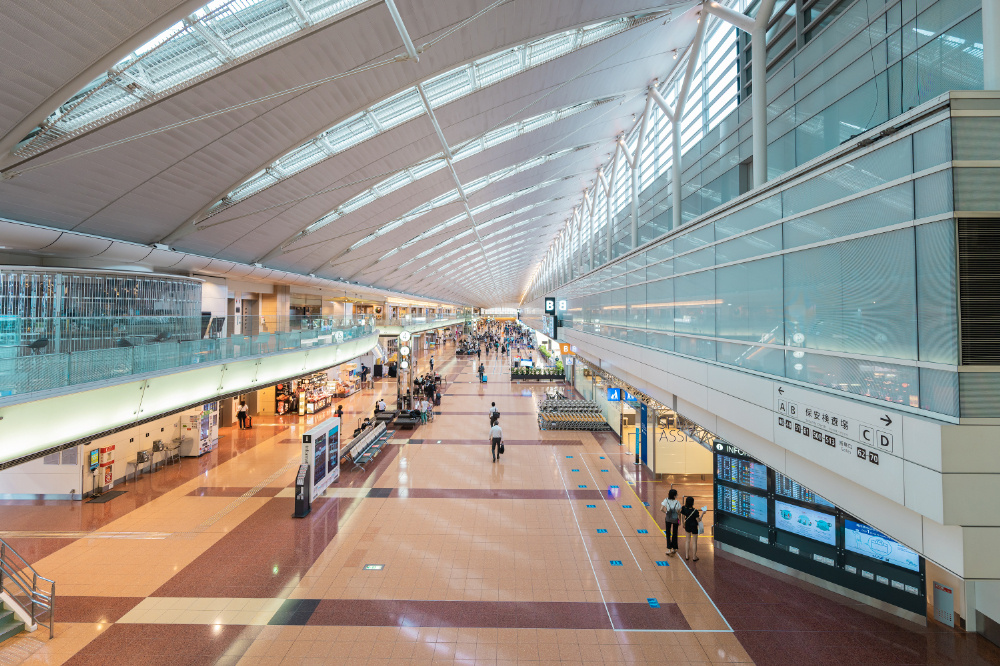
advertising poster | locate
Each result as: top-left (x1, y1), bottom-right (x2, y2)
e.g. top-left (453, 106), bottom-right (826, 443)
top-left (327, 423), bottom-right (340, 482)
top-left (845, 520), bottom-right (919, 571)
top-left (313, 433), bottom-right (327, 485)
top-left (774, 500), bottom-right (836, 545)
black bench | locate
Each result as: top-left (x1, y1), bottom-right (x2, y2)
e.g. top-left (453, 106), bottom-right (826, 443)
top-left (394, 411), bottom-right (421, 429)
top-left (374, 409), bottom-right (398, 423)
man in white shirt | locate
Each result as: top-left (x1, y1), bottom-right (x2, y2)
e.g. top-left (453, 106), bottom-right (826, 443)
top-left (488, 402), bottom-right (499, 425)
top-left (423, 398), bottom-right (433, 422)
top-left (376, 399), bottom-right (387, 412)
top-left (490, 421), bottom-right (503, 462)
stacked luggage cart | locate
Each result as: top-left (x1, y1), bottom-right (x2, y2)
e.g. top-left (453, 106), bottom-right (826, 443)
top-left (537, 399), bottom-right (612, 431)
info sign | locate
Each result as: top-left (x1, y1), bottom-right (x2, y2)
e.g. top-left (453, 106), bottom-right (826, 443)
top-left (301, 416), bottom-right (341, 500)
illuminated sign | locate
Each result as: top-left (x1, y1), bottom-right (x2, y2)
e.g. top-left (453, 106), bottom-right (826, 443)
top-left (607, 387), bottom-right (621, 401)
top-left (544, 297), bottom-right (556, 313)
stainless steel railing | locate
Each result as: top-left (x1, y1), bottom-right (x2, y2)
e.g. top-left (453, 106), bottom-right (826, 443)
top-left (0, 538), bottom-right (55, 639)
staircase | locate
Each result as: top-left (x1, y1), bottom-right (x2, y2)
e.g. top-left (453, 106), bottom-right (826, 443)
top-left (0, 604), bottom-right (24, 644)
top-left (0, 538), bottom-right (54, 642)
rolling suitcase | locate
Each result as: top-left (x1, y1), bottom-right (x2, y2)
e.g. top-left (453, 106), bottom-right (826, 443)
top-left (481, 374), bottom-right (487, 383)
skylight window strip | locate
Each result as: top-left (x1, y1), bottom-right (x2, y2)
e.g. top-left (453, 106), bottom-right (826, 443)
top-left (423, 67), bottom-right (475, 107)
top-left (370, 88), bottom-right (425, 129)
top-left (17, 0), bottom-right (368, 156)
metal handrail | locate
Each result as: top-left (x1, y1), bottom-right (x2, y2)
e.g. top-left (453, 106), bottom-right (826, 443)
top-left (0, 538), bottom-right (55, 639)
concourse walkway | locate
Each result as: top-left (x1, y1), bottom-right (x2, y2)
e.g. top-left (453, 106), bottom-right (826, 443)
top-left (0, 343), bottom-right (996, 665)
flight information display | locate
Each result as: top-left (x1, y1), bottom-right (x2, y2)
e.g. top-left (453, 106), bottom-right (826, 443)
top-left (716, 485), bottom-right (768, 523)
top-left (775, 500), bottom-right (836, 545)
top-left (716, 454), bottom-right (768, 489)
top-left (845, 520), bottom-right (920, 572)
top-left (775, 472), bottom-right (835, 507)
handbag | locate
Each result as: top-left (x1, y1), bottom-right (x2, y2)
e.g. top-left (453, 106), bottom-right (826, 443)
top-left (499, 442), bottom-right (505, 455)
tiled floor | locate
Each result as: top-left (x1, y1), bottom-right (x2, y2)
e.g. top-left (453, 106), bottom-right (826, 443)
top-left (0, 343), bottom-right (998, 665)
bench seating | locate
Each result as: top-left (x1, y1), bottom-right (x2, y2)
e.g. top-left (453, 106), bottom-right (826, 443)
top-left (374, 409), bottom-right (398, 423)
top-left (345, 422), bottom-right (388, 472)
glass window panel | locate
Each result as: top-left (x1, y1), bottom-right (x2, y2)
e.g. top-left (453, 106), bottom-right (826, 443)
top-left (915, 219), bottom-right (958, 364)
top-left (716, 226), bottom-right (783, 264)
top-left (783, 182), bottom-right (914, 248)
top-left (785, 351), bottom-right (920, 406)
top-left (716, 256), bottom-right (784, 344)
top-left (783, 229), bottom-right (918, 360)
top-left (673, 272), bottom-right (716, 336)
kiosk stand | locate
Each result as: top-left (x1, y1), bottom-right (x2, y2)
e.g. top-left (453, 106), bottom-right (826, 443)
top-left (298, 416), bottom-right (341, 514)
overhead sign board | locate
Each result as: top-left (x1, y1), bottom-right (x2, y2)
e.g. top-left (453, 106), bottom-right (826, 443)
top-left (544, 297), bottom-right (556, 314)
top-left (607, 387), bottom-right (621, 402)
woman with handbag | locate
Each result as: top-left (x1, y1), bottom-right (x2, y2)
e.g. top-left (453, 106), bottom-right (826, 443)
top-left (680, 496), bottom-right (702, 561)
top-left (660, 489), bottom-right (681, 557)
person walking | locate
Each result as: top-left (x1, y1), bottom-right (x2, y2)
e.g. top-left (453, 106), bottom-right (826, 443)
top-left (489, 402), bottom-right (499, 426)
top-left (680, 496), bottom-right (702, 561)
top-left (490, 420), bottom-right (503, 462)
top-left (660, 489), bottom-right (681, 557)
top-left (429, 356), bottom-right (434, 373)
top-left (478, 362), bottom-right (485, 382)
top-left (236, 400), bottom-right (249, 429)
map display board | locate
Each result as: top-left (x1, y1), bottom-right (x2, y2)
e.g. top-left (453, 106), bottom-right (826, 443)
top-left (845, 520), bottom-right (919, 571)
top-left (302, 416), bottom-right (341, 499)
top-left (774, 500), bottom-right (836, 545)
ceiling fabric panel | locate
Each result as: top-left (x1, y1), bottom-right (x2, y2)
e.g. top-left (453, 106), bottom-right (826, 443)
top-left (0, 0), bottom-right (698, 304)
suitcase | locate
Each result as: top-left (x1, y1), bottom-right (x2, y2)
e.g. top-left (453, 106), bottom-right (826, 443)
top-left (245, 415), bottom-right (252, 429)
top-left (481, 374), bottom-right (488, 383)
top-left (434, 393), bottom-right (441, 406)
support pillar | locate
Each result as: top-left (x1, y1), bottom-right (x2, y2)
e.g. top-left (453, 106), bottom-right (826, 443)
top-left (985, 0), bottom-right (1000, 90)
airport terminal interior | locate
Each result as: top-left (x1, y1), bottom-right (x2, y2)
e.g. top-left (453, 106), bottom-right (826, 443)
top-left (0, 0), bottom-right (999, 663)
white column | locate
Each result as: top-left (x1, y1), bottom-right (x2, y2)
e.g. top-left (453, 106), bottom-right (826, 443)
top-left (985, 0), bottom-right (1000, 90)
top-left (588, 184), bottom-right (597, 271)
top-left (630, 93), bottom-right (655, 249)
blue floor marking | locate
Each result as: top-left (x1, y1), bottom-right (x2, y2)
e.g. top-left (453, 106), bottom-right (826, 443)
top-left (610, 560), bottom-right (623, 566)
top-left (622, 505), bottom-right (632, 509)
top-left (596, 529), bottom-right (607, 534)
top-left (586, 504), bottom-right (596, 508)
top-left (578, 485), bottom-right (587, 489)
top-left (637, 529), bottom-right (648, 534)
top-left (571, 469), bottom-right (579, 472)
top-left (656, 561), bottom-right (669, 567)
top-left (599, 456), bottom-right (606, 459)
top-left (566, 455), bottom-right (573, 458)
top-left (601, 469), bottom-right (609, 472)
top-left (647, 598), bottom-right (660, 608)
top-left (643, 501), bottom-right (650, 506)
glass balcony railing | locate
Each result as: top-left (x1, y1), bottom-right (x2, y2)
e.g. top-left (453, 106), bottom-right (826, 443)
top-left (0, 315), bottom-right (377, 399)
top-left (377, 314), bottom-right (469, 327)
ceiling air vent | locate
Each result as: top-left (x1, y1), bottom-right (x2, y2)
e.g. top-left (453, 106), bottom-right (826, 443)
top-left (958, 218), bottom-right (1000, 365)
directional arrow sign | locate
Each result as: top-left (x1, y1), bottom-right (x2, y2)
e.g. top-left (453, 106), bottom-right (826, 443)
top-left (778, 387), bottom-right (785, 395)
top-left (880, 415), bottom-right (892, 426)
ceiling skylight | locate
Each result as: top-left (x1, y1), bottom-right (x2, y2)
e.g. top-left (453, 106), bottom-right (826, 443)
top-left (198, 14), bottom-right (654, 217)
top-left (16, 0), bottom-right (369, 156)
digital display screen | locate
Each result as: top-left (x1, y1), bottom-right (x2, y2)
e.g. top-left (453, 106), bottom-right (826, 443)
top-left (775, 472), bottom-right (835, 507)
top-left (313, 433), bottom-right (327, 484)
top-left (716, 454), bottom-right (768, 490)
top-left (845, 520), bottom-right (919, 572)
top-left (327, 426), bottom-right (339, 475)
top-left (541, 315), bottom-right (557, 339)
top-left (716, 485), bottom-right (768, 523)
top-left (89, 449), bottom-right (100, 471)
top-left (775, 500), bottom-right (836, 546)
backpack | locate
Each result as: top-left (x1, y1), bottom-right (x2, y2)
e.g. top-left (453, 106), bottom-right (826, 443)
top-left (664, 500), bottom-right (679, 524)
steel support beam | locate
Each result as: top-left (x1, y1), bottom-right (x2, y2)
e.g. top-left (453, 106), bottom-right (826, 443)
top-left (385, 0), bottom-right (419, 61)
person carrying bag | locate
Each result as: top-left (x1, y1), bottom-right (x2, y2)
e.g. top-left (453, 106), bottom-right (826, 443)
top-left (660, 488), bottom-right (681, 557)
top-left (680, 496), bottom-right (703, 561)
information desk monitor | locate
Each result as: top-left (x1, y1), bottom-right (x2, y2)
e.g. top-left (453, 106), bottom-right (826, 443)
top-left (716, 454), bottom-right (768, 490)
top-left (845, 520), bottom-right (920, 572)
top-left (774, 471), bottom-right (835, 507)
top-left (716, 485), bottom-right (768, 523)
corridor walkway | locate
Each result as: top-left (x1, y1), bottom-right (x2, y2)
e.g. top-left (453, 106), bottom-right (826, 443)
top-left (0, 343), bottom-right (995, 665)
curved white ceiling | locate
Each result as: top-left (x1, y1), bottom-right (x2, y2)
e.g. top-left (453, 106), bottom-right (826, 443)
top-left (0, 0), bottom-right (699, 305)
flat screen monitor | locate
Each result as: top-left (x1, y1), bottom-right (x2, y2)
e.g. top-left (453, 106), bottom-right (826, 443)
top-left (313, 433), bottom-right (327, 484)
top-left (845, 520), bottom-right (919, 572)
top-left (89, 449), bottom-right (99, 471)
top-left (716, 485), bottom-right (768, 523)
top-left (774, 500), bottom-right (836, 546)
top-left (716, 454), bottom-right (768, 490)
top-left (774, 471), bottom-right (835, 507)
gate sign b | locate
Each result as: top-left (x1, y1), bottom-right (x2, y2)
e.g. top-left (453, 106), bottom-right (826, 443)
top-left (544, 297), bottom-right (556, 313)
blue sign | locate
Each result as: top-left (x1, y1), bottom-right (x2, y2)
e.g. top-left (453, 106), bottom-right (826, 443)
top-left (639, 403), bottom-right (648, 465)
top-left (607, 387), bottom-right (621, 401)
top-left (623, 390), bottom-right (637, 402)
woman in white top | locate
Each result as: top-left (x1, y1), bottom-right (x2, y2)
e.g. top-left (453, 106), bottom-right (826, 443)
top-left (660, 488), bottom-right (681, 556)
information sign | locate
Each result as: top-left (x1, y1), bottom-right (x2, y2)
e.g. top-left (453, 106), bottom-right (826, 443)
top-left (774, 500), bottom-right (836, 545)
top-left (845, 520), bottom-right (919, 571)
